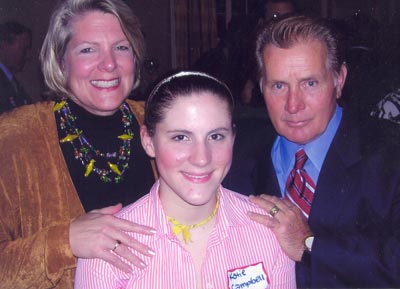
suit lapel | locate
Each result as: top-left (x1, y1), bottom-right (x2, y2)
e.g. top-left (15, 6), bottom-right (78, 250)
top-left (309, 111), bottom-right (363, 229)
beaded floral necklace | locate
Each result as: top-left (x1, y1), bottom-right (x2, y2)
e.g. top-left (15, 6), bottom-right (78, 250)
top-left (54, 99), bottom-right (134, 183)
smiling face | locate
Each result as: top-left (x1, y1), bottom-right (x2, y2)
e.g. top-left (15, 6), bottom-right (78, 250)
top-left (62, 11), bottom-right (135, 116)
top-left (141, 92), bottom-right (234, 211)
top-left (261, 40), bottom-right (347, 144)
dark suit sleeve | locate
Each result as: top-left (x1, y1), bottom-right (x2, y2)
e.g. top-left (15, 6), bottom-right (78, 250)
top-left (301, 178), bottom-right (400, 288)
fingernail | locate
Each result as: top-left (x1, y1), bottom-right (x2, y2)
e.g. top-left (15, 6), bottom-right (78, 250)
top-left (140, 262), bottom-right (147, 268)
top-left (150, 229), bottom-right (157, 234)
top-left (148, 249), bottom-right (156, 256)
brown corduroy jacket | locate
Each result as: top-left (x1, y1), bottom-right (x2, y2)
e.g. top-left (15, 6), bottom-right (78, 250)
top-left (0, 100), bottom-right (156, 289)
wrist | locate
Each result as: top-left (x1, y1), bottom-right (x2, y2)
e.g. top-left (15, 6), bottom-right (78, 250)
top-left (304, 234), bottom-right (314, 252)
top-left (296, 234), bottom-right (314, 263)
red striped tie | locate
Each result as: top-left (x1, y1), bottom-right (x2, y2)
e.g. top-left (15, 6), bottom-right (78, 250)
top-left (285, 148), bottom-right (315, 218)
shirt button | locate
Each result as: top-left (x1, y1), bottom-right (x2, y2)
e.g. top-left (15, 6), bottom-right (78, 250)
top-left (206, 283), bottom-right (214, 289)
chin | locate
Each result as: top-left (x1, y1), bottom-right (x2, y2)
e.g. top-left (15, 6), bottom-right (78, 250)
top-left (96, 100), bottom-right (126, 112)
top-left (283, 133), bottom-right (307, 144)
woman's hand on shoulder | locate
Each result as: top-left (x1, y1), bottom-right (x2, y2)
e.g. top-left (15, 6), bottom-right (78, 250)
top-left (69, 203), bottom-right (156, 273)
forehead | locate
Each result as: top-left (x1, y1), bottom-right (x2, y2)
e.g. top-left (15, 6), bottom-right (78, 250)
top-left (162, 92), bottom-right (230, 119)
top-left (262, 40), bottom-right (329, 76)
top-left (69, 11), bottom-right (122, 36)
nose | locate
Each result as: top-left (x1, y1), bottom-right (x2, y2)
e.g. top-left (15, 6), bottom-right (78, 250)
top-left (285, 87), bottom-right (305, 114)
top-left (189, 140), bottom-right (211, 167)
top-left (98, 50), bottom-right (117, 72)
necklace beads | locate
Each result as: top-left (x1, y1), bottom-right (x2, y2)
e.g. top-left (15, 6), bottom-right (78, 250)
top-left (55, 99), bottom-right (134, 184)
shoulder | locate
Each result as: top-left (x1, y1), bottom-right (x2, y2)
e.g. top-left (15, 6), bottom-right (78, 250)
top-left (337, 109), bottom-right (399, 153)
top-left (113, 187), bottom-right (160, 246)
top-left (220, 188), bottom-right (284, 248)
top-left (221, 187), bottom-right (272, 221)
top-left (0, 101), bottom-right (55, 139)
top-left (126, 99), bottom-right (145, 125)
top-left (115, 193), bottom-right (154, 226)
top-left (332, 110), bottom-right (400, 175)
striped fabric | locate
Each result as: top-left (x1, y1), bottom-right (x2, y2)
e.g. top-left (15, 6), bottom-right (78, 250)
top-left (285, 148), bottom-right (315, 218)
top-left (75, 181), bottom-right (295, 289)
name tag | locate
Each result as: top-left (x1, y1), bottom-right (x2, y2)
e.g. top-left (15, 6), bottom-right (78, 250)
top-left (227, 262), bottom-right (269, 289)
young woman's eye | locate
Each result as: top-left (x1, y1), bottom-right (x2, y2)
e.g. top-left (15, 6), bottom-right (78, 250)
top-left (172, 135), bottom-right (187, 141)
top-left (209, 133), bottom-right (224, 141)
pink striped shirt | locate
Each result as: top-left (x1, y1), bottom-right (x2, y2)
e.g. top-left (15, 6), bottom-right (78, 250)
top-left (75, 181), bottom-right (295, 289)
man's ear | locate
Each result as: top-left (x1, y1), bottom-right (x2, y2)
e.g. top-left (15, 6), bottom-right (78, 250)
top-left (335, 63), bottom-right (348, 99)
top-left (140, 125), bottom-right (156, 158)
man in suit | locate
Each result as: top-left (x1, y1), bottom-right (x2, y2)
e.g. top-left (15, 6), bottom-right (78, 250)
top-left (0, 21), bottom-right (33, 113)
top-left (247, 14), bottom-right (400, 288)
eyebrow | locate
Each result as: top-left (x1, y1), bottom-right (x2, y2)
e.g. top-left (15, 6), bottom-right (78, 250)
top-left (166, 127), bottom-right (231, 134)
top-left (72, 38), bottom-right (129, 46)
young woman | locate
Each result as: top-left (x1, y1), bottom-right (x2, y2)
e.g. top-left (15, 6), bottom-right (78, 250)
top-left (75, 71), bottom-right (295, 289)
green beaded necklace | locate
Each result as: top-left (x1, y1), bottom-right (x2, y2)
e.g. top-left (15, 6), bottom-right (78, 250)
top-left (54, 99), bottom-right (134, 183)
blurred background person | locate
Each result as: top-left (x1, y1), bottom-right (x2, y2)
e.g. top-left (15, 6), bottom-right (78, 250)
top-left (241, 0), bottom-right (298, 107)
top-left (263, 0), bottom-right (297, 21)
top-left (0, 0), bottom-right (158, 288)
top-left (0, 21), bottom-right (33, 113)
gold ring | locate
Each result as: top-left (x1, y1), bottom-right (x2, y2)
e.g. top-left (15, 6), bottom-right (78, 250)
top-left (111, 240), bottom-right (121, 251)
top-left (269, 205), bottom-right (280, 217)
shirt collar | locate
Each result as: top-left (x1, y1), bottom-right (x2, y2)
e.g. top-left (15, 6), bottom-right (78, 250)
top-left (150, 182), bottom-right (253, 243)
top-left (274, 105), bottom-right (343, 172)
top-left (149, 181), bottom-right (173, 241)
top-left (305, 105), bottom-right (342, 170)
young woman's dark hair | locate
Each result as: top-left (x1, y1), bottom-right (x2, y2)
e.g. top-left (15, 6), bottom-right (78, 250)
top-left (145, 71), bottom-right (235, 136)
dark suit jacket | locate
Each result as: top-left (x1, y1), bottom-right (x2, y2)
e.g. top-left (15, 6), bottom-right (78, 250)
top-left (0, 68), bottom-right (32, 113)
top-left (253, 110), bottom-right (400, 288)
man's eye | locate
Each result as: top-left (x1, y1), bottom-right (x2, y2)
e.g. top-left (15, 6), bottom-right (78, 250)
top-left (273, 83), bottom-right (283, 89)
top-left (307, 80), bottom-right (316, 87)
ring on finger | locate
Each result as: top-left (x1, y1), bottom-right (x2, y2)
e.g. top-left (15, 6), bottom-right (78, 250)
top-left (269, 205), bottom-right (280, 217)
top-left (111, 240), bottom-right (122, 252)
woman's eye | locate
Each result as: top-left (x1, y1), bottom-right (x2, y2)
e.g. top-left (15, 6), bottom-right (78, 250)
top-left (172, 135), bottom-right (187, 141)
top-left (116, 45), bottom-right (130, 51)
top-left (210, 133), bottom-right (224, 141)
top-left (79, 47), bottom-right (93, 54)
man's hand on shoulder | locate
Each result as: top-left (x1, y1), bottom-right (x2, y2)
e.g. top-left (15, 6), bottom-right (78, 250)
top-left (248, 194), bottom-right (312, 261)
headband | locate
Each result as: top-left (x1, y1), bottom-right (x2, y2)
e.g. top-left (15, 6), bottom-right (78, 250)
top-left (147, 71), bottom-right (234, 103)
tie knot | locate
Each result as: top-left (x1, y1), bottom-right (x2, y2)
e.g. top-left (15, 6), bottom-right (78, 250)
top-left (294, 148), bottom-right (308, 169)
